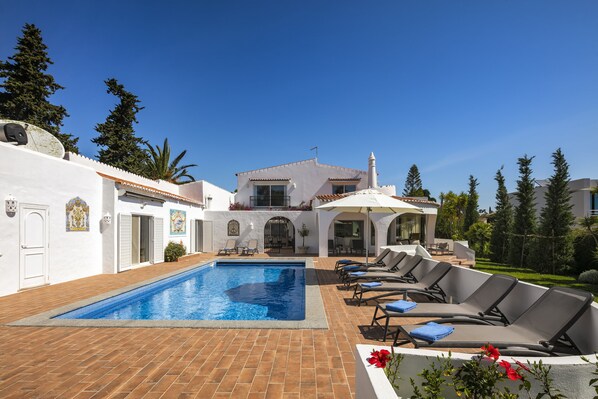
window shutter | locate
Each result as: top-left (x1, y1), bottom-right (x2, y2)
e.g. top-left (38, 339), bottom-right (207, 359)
top-left (118, 214), bottom-right (132, 271)
top-left (153, 217), bottom-right (164, 263)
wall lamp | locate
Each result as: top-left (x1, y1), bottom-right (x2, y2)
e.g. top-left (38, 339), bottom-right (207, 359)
top-left (102, 212), bottom-right (112, 225)
top-left (5, 194), bottom-right (17, 214)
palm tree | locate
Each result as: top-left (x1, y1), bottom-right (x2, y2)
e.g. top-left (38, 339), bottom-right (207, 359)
top-left (144, 138), bottom-right (197, 184)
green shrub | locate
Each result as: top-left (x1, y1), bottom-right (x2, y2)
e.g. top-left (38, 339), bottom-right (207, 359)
top-left (578, 269), bottom-right (598, 284)
top-left (573, 229), bottom-right (598, 274)
top-left (466, 222), bottom-right (493, 257)
top-left (164, 241), bottom-right (186, 262)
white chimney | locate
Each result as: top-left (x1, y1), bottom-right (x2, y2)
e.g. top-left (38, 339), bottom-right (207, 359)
top-left (368, 152), bottom-right (378, 188)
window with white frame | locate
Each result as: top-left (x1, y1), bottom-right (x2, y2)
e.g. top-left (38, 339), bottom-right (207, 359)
top-left (332, 184), bottom-right (356, 195)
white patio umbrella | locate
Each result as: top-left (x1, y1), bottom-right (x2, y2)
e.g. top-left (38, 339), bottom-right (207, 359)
top-left (317, 188), bottom-right (423, 264)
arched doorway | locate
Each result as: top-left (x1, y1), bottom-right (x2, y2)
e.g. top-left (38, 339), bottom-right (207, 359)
top-left (264, 217), bottom-right (295, 253)
top-left (387, 213), bottom-right (426, 245)
top-left (328, 215), bottom-right (375, 256)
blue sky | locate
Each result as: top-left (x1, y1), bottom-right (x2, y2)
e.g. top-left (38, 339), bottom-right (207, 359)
top-left (1, 1), bottom-right (597, 208)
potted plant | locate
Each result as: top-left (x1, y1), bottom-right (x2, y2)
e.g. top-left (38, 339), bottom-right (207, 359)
top-left (297, 223), bottom-right (310, 254)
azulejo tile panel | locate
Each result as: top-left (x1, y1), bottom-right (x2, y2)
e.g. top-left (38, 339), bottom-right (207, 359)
top-left (65, 197), bottom-right (89, 232)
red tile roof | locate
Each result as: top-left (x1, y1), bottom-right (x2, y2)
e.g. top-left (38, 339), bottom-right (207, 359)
top-left (97, 172), bottom-right (203, 205)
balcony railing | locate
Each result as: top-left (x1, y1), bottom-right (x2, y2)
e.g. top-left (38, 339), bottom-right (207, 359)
top-left (590, 209), bottom-right (598, 216)
top-left (250, 195), bottom-right (291, 208)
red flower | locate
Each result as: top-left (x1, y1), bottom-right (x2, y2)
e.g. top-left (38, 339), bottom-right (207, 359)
top-left (499, 360), bottom-right (512, 370)
top-left (514, 360), bottom-right (530, 372)
top-left (506, 367), bottom-right (523, 381)
top-left (499, 360), bottom-right (523, 381)
top-left (367, 349), bottom-right (391, 368)
top-left (481, 344), bottom-right (501, 361)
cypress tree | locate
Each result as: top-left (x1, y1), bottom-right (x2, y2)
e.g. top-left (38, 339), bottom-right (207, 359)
top-left (509, 155), bottom-right (536, 267)
top-left (403, 164), bottom-right (424, 196)
top-left (92, 78), bottom-right (148, 175)
top-left (489, 167), bottom-right (513, 263)
top-left (463, 175), bottom-right (479, 233)
top-left (0, 23), bottom-right (79, 153)
top-left (535, 148), bottom-right (575, 274)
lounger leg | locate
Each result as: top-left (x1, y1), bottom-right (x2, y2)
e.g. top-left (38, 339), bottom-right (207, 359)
top-left (371, 306), bottom-right (379, 326)
top-left (383, 317), bottom-right (390, 342)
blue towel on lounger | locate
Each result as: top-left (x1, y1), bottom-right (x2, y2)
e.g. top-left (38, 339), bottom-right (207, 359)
top-left (338, 259), bottom-right (353, 264)
top-left (361, 281), bottom-right (382, 288)
top-left (349, 271), bottom-right (366, 276)
top-left (386, 300), bottom-right (417, 313)
top-left (343, 265), bottom-right (361, 271)
top-left (409, 322), bottom-right (454, 342)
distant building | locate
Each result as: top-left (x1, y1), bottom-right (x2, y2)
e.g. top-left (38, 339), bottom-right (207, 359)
top-left (509, 178), bottom-right (598, 221)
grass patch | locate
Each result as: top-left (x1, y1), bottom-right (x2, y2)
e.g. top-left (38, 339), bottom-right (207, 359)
top-left (475, 259), bottom-right (598, 302)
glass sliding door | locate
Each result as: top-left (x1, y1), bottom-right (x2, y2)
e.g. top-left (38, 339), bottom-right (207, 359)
top-left (253, 185), bottom-right (288, 207)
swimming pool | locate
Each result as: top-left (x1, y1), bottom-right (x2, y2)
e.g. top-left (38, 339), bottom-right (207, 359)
top-left (55, 261), bottom-right (305, 321)
top-left (11, 258), bottom-right (328, 329)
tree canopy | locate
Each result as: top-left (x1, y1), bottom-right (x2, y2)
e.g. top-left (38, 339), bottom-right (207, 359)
top-left (435, 191), bottom-right (468, 239)
top-left (0, 23), bottom-right (79, 152)
top-left (509, 155), bottom-right (536, 267)
top-left (535, 148), bottom-right (575, 273)
top-left (92, 78), bottom-right (148, 175)
top-left (463, 175), bottom-right (480, 232)
top-left (144, 138), bottom-right (197, 184)
top-left (403, 164), bottom-right (424, 197)
top-left (489, 167), bottom-right (513, 263)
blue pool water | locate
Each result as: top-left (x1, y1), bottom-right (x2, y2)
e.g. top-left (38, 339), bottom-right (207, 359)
top-left (55, 261), bottom-right (306, 321)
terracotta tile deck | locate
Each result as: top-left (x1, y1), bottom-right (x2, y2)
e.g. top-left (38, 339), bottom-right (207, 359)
top-left (0, 254), bottom-right (426, 398)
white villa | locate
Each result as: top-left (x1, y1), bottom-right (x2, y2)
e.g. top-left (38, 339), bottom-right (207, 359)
top-left (0, 123), bottom-right (438, 297)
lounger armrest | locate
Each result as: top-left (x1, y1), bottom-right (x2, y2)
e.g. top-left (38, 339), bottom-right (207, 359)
top-left (420, 317), bottom-right (502, 326)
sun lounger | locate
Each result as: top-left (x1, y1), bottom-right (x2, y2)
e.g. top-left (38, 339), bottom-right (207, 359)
top-left (217, 239), bottom-right (237, 255)
top-left (371, 274), bottom-right (518, 340)
top-left (334, 248), bottom-right (392, 272)
top-left (353, 261), bottom-right (452, 306)
top-left (339, 252), bottom-right (408, 280)
top-left (344, 254), bottom-right (422, 286)
top-left (242, 239), bottom-right (258, 255)
top-left (393, 286), bottom-right (594, 356)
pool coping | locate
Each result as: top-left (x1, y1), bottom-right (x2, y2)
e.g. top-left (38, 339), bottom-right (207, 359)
top-left (7, 258), bottom-right (329, 329)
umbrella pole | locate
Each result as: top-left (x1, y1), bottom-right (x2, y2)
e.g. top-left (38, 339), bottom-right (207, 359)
top-left (365, 208), bottom-right (370, 264)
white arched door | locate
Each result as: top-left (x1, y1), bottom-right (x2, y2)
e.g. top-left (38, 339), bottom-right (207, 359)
top-left (19, 204), bottom-right (49, 289)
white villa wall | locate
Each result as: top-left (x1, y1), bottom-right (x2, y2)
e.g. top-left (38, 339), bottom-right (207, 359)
top-left (0, 143), bottom-right (103, 297)
top-left (112, 193), bottom-right (204, 269)
top-left (179, 180), bottom-right (233, 210)
top-left (235, 159), bottom-right (368, 208)
top-left (205, 210), bottom-right (317, 254)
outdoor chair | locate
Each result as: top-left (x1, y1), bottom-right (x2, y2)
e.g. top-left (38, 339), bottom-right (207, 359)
top-left (353, 261), bottom-right (452, 306)
top-left (343, 254), bottom-right (422, 287)
top-left (428, 242), bottom-right (451, 255)
top-left (217, 239), bottom-right (237, 255)
top-left (371, 274), bottom-right (518, 341)
top-left (242, 239), bottom-right (258, 255)
top-left (334, 248), bottom-right (392, 272)
top-left (337, 252), bottom-right (408, 279)
top-left (393, 286), bottom-right (594, 356)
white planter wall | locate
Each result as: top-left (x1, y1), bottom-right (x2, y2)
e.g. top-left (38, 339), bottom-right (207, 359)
top-left (356, 345), bottom-right (598, 399)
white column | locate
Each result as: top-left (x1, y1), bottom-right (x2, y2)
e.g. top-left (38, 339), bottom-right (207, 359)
top-left (318, 211), bottom-right (337, 257)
